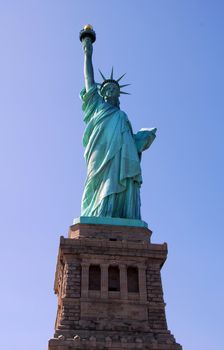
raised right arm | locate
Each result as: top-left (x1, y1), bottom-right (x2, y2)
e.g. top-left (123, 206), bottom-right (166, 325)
top-left (82, 37), bottom-right (95, 92)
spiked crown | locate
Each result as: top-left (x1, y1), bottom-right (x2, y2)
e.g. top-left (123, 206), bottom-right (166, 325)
top-left (98, 68), bottom-right (130, 96)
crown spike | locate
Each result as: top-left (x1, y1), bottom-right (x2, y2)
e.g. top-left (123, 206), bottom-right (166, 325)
top-left (120, 91), bottom-right (131, 95)
top-left (110, 67), bottom-right (114, 79)
top-left (99, 69), bottom-right (106, 80)
top-left (117, 73), bottom-right (126, 82)
top-left (120, 84), bottom-right (131, 88)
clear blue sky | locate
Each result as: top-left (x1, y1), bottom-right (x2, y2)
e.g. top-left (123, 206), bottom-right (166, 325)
top-left (0, 1), bottom-right (223, 349)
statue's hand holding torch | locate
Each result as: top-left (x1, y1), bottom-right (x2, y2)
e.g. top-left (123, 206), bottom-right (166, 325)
top-left (80, 24), bottom-right (96, 56)
top-left (82, 37), bottom-right (93, 56)
top-left (80, 25), bottom-right (96, 90)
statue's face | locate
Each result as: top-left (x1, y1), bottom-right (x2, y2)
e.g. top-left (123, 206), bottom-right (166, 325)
top-left (101, 83), bottom-right (120, 107)
top-left (102, 83), bottom-right (120, 98)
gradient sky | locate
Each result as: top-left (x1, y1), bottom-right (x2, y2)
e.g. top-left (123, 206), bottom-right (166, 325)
top-left (0, 1), bottom-right (223, 349)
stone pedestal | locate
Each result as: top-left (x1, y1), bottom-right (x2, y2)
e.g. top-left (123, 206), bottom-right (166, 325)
top-left (48, 223), bottom-right (182, 350)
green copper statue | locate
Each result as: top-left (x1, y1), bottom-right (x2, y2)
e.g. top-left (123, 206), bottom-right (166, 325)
top-left (79, 25), bottom-right (157, 220)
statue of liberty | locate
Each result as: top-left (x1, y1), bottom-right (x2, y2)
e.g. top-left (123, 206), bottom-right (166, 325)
top-left (79, 25), bottom-right (157, 220)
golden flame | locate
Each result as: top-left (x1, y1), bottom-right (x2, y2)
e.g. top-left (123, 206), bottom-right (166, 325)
top-left (84, 24), bottom-right (93, 31)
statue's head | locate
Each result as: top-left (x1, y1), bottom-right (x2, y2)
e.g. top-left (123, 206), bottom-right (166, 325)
top-left (98, 68), bottom-right (130, 108)
top-left (101, 82), bottom-right (120, 107)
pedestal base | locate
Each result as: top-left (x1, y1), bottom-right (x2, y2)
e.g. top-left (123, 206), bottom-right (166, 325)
top-left (49, 336), bottom-right (181, 350)
top-left (48, 223), bottom-right (182, 350)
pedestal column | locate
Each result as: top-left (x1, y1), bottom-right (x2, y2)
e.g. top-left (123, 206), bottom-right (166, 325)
top-left (81, 263), bottom-right (89, 298)
top-left (101, 263), bottom-right (109, 299)
top-left (138, 265), bottom-right (147, 301)
top-left (119, 264), bottom-right (128, 300)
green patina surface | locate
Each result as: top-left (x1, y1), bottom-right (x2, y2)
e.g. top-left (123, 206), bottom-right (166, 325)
top-left (73, 216), bottom-right (148, 228)
top-left (79, 26), bottom-right (156, 222)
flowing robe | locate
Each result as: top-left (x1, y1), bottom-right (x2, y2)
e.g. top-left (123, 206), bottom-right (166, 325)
top-left (80, 84), bottom-right (145, 219)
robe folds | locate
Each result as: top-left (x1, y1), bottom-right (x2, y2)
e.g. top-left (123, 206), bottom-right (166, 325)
top-left (80, 84), bottom-right (153, 219)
